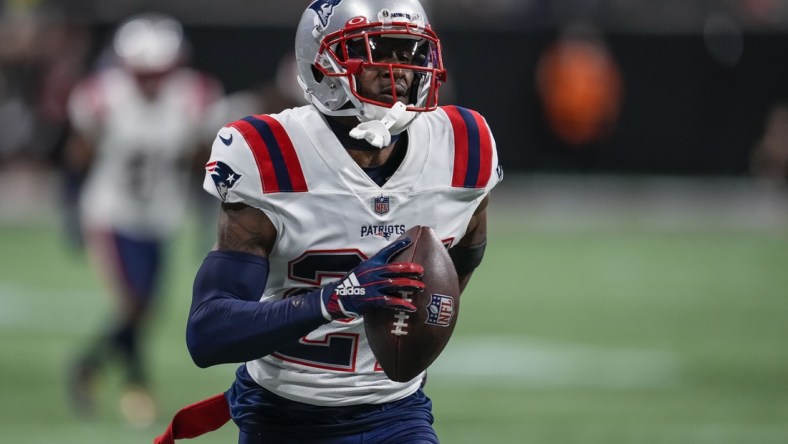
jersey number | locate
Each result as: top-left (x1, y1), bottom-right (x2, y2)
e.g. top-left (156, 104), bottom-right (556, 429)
top-left (273, 250), bottom-right (371, 372)
top-left (126, 149), bottom-right (170, 202)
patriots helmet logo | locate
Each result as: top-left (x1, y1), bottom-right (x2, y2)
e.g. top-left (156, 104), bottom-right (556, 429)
top-left (309, 0), bottom-right (344, 28)
top-left (206, 161), bottom-right (242, 201)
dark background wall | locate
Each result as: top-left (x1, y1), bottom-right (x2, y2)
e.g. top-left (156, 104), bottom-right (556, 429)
top-left (88, 23), bottom-right (788, 177)
top-left (446, 30), bottom-right (788, 176)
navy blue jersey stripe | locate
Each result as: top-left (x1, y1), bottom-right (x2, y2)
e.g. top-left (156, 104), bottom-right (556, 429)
top-left (456, 107), bottom-right (481, 188)
top-left (242, 116), bottom-right (294, 192)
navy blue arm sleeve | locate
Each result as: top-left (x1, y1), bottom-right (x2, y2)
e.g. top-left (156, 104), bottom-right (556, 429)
top-left (186, 250), bottom-right (328, 368)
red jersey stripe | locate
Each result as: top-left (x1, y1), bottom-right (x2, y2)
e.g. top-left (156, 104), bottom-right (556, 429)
top-left (256, 115), bottom-right (308, 192)
top-left (230, 119), bottom-right (280, 193)
top-left (470, 110), bottom-right (493, 188)
top-left (444, 106), bottom-right (470, 188)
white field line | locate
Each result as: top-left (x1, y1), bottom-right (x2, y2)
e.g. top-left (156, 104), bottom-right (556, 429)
top-left (0, 283), bottom-right (104, 334)
top-left (428, 335), bottom-right (681, 390)
top-left (1, 283), bottom-right (681, 390)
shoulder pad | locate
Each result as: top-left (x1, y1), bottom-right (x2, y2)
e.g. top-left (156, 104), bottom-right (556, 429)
top-left (229, 114), bottom-right (308, 194)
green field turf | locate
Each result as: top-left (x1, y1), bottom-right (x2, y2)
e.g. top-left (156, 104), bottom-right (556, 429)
top-left (1, 177), bottom-right (787, 443)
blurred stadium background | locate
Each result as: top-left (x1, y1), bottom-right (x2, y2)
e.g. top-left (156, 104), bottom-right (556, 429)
top-left (2, 0), bottom-right (788, 443)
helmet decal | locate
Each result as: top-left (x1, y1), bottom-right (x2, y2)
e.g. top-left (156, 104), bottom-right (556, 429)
top-left (309, 0), bottom-right (345, 30)
top-left (377, 9), bottom-right (423, 27)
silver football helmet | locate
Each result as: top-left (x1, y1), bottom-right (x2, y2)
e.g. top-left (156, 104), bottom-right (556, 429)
top-left (295, 0), bottom-right (446, 147)
top-left (113, 13), bottom-right (184, 74)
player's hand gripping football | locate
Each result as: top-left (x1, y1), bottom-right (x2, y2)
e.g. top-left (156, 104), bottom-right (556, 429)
top-left (320, 239), bottom-right (424, 320)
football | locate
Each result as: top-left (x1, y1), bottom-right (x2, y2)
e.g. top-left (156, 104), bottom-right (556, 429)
top-left (364, 225), bottom-right (460, 382)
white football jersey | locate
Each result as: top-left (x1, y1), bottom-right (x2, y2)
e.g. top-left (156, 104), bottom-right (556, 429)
top-left (68, 66), bottom-right (221, 238)
top-left (203, 104), bottom-right (501, 406)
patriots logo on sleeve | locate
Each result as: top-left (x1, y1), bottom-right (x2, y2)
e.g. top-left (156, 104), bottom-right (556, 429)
top-left (206, 161), bottom-right (242, 201)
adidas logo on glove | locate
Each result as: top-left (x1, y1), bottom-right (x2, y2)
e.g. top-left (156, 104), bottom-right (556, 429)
top-left (336, 273), bottom-right (366, 296)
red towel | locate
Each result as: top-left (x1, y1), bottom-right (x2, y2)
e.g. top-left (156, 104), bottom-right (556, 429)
top-left (154, 393), bottom-right (231, 444)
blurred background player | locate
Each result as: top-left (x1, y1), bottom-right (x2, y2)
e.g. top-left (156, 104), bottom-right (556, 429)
top-left (751, 101), bottom-right (788, 185)
top-left (64, 12), bottom-right (223, 427)
top-left (205, 52), bottom-right (307, 127)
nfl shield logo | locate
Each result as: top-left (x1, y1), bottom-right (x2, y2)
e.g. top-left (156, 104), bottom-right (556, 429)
top-left (373, 196), bottom-right (390, 215)
top-left (426, 294), bottom-right (454, 327)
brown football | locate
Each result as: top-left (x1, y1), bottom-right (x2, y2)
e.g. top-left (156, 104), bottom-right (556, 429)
top-left (364, 225), bottom-right (461, 382)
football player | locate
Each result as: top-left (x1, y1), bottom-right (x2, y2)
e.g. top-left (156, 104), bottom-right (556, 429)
top-left (157, 0), bottom-right (501, 442)
top-left (64, 13), bottom-right (223, 427)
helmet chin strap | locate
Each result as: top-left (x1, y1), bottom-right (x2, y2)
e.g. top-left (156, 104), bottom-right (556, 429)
top-left (349, 102), bottom-right (417, 149)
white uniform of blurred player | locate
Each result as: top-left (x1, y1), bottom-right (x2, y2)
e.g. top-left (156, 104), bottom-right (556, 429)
top-left (64, 13), bottom-right (222, 427)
